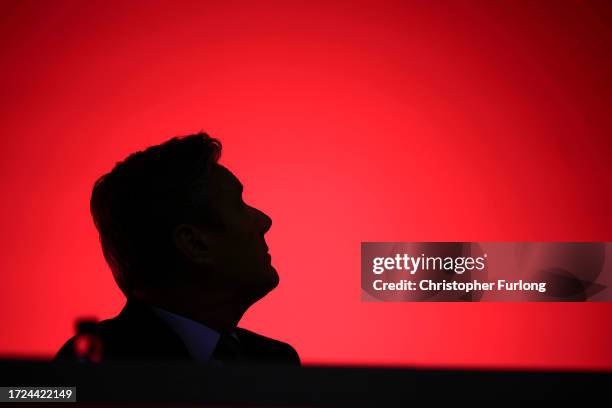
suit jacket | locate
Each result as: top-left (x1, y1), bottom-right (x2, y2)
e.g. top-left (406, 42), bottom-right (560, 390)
top-left (55, 299), bottom-right (300, 365)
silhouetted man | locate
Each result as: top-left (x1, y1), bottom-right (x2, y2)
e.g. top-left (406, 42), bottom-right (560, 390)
top-left (55, 133), bottom-right (300, 365)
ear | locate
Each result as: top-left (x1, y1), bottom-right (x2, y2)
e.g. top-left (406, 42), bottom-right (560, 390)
top-left (173, 224), bottom-right (212, 265)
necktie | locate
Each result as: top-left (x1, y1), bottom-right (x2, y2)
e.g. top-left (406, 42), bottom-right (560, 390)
top-left (212, 332), bottom-right (244, 362)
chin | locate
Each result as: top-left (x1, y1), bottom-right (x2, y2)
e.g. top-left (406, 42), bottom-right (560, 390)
top-left (268, 266), bottom-right (280, 289)
top-left (254, 265), bottom-right (280, 298)
top-left (241, 265), bottom-right (279, 304)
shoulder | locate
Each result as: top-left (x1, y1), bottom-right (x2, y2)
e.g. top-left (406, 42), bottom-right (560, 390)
top-left (236, 328), bottom-right (301, 366)
top-left (54, 318), bottom-right (123, 362)
top-left (54, 302), bottom-right (191, 361)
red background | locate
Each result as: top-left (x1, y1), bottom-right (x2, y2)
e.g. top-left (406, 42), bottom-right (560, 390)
top-left (1, 0), bottom-right (611, 369)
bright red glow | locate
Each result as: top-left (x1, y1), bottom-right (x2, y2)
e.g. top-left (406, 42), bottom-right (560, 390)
top-left (1, 0), bottom-right (611, 369)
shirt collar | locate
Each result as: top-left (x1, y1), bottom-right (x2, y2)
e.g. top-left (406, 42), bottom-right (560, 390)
top-left (151, 306), bottom-right (221, 363)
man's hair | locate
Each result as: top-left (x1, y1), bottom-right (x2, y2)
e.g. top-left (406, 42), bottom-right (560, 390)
top-left (90, 133), bottom-right (222, 296)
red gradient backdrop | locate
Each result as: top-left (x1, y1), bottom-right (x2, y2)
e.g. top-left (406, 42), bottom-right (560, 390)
top-left (1, 0), bottom-right (611, 369)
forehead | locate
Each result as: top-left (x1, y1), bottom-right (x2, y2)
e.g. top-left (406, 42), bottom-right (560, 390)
top-left (210, 165), bottom-right (243, 192)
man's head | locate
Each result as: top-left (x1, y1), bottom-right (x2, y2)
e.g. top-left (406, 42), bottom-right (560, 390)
top-left (90, 133), bottom-right (278, 308)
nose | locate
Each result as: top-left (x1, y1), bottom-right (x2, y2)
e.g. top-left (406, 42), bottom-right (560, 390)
top-left (251, 206), bottom-right (272, 234)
